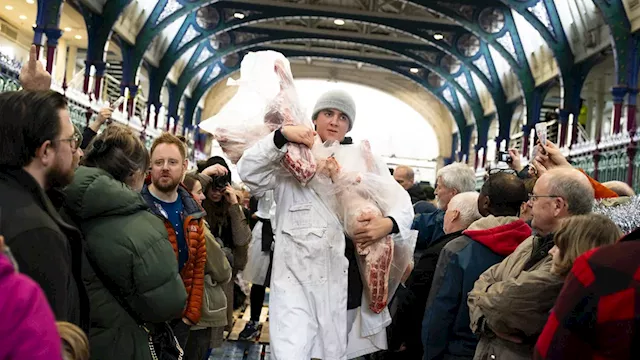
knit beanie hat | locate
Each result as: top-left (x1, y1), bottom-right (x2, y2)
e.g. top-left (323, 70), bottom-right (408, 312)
top-left (312, 89), bottom-right (356, 131)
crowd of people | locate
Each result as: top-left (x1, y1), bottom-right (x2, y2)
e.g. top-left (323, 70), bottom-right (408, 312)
top-left (1, 46), bottom-right (639, 360)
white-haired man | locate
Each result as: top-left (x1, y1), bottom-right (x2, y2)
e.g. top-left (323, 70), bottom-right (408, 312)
top-left (389, 191), bottom-right (481, 357)
top-left (412, 162), bottom-right (476, 252)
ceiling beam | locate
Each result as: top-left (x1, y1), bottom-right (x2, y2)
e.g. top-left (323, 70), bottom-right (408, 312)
top-left (263, 43), bottom-right (413, 63)
top-left (246, 23), bottom-right (431, 47)
top-left (223, 0), bottom-right (457, 25)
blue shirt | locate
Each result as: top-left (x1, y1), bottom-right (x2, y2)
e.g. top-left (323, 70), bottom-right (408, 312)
top-left (154, 197), bottom-right (188, 271)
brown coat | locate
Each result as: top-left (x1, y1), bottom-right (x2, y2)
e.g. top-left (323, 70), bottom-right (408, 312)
top-left (468, 235), bottom-right (565, 360)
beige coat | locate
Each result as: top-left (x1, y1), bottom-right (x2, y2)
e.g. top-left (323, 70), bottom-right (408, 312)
top-left (193, 222), bottom-right (233, 329)
top-left (467, 235), bottom-right (565, 360)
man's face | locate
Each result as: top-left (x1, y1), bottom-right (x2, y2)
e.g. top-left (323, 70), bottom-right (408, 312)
top-left (314, 108), bottom-right (350, 143)
top-left (530, 175), bottom-right (563, 235)
top-left (150, 143), bottom-right (186, 193)
top-left (393, 169), bottom-right (412, 190)
top-left (443, 207), bottom-right (459, 234)
top-left (46, 109), bottom-right (76, 189)
top-left (435, 176), bottom-right (457, 210)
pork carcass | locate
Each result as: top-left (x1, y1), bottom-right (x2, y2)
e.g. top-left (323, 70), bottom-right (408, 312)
top-left (323, 143), bottom-right (395, 314)
top-left (267, 59), bottom-right (317, 185)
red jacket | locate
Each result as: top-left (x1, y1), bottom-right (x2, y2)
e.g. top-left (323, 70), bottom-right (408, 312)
top-left (534, 228), bottom-right (640, 360)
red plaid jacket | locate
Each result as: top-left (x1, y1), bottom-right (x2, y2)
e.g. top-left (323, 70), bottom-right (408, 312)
top-left (534, 228), bottom-right (640, 360)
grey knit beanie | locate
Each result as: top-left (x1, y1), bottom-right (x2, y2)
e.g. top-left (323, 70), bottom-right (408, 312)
top-left (312, 89), bottom-right (356, 131)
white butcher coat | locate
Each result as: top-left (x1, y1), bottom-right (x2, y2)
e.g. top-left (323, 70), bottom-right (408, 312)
top-left (243, 191), bottom-right (277, 286)
top-left (237, 132), bottom-right (414, 360)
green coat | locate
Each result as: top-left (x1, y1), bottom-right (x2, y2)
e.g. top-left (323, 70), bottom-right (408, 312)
top-left (63, 166), bottom-right (187, 360)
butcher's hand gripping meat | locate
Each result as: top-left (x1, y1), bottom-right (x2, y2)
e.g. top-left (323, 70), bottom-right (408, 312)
top-left (267, 60), bottom-right (317, 185)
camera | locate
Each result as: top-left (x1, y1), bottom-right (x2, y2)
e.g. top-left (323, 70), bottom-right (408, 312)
top-left (497, 151), bottom-right (512, 163)
top-left (211, 175), bottom-right (230, 190)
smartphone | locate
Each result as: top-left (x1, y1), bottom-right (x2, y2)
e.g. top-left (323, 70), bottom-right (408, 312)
top-left (111, 96), bottom-right (126, 110)
top-left (497, 151), bottom-right (512, 163)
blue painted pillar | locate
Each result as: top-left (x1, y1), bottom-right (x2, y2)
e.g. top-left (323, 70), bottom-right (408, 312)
top-left (127, 85), bottom-right (139, 118)
top-left (612, 86), bottom-right (628, 134)
top-left (558, 109), bottom-right (571, 147)
top-left (93, 61), bottom-right (107, 101)
top-left (43, 28), bottom-right (62, 74)
top-left (521, 124), bottom-right (532, 158)
top-left (83, 60), bottom-right (93, 94)
top-left (194, 106), bottom-right (204, 151)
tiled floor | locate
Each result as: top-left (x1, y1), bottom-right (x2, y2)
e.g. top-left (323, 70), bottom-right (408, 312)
top-left (208, 304), bottom-right (271, 359)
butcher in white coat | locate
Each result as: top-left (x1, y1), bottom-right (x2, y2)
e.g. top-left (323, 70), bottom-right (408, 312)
top-left (237, 89), bottom-right (414, 359)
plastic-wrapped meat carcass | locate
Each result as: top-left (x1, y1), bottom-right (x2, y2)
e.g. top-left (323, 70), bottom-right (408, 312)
top-left (315, 144), bottom-right (394, 313)
top-left (198, 50), bottom-right (317, 180)
top-left (268, 59), bottom-right (317, 185)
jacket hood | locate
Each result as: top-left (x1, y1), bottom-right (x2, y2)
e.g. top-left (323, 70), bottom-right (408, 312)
top-left (463, 215), bottom-right (531, 256)
top-left (64, 166), bottom-right (148, 220)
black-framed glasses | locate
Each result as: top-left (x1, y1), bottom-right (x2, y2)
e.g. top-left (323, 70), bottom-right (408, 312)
top-left (528, 193), bottom-right (561, 202)
top-left (53, 132), bottom-right (81, 153)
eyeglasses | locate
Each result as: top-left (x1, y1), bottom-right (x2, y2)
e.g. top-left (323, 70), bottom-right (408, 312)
top-left (528, 194), bottom-right (562, 202)
top-left (53, 132), bottom-right (81, 153)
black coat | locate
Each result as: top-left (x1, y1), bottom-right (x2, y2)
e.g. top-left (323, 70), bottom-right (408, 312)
top-left (407, 183), bottom-right (428, 204)
top-left (0, 168), bottom-right (90, 332)
top-left (387, 230), bottom-right (465, 359)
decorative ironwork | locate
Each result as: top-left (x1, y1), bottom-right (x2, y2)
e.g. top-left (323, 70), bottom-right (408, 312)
top-left (0, 52), bottom-right (21, 74)
top-left (440, 55), bottom-right (462, 74)
top-left (211, 32), bottom-right (231, 50)
top-left (437, 2), bottom-right (475, 21)
top-left (428, 72), bottom-right (444, 88)
top-left (472, 56), bottom-right (491, 81)
top-left (456, 73), bottom-right (472, 97)
top-left (527, 1), bottom-right (555, 37)
top-left (207, 64), bottom-right (221, 83)
top-left (408, 50), bottom-right (438, 64)
top-left (157, 0), bottom-right (183, 25)
top-left (195, 47), bottom-right (213, 67)
top-left (196, 5), bottom-right (220, 30)
top-left (222, 53), bottom-right (240, 67)
top-left (496, 31), bottom-right (517, 62)
top-left (457, 34), bottom-right (481, 57)
top-left (443, 87), bottom-right (454, 105)
top-left (478, 7), bottom-right (505, 34)
top-left (178, 25), bottom-right (200, 49)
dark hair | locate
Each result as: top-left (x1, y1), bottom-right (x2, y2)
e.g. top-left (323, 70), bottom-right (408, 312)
top-left (150, 132), bottom-right (186, 160)
top-left (183, 172), bottom-right (201, 192)
top-left (82, 124), bottom-right (150, 183)
top-left (0, 90), bottom-right (67, 167)
top-left (481, 172), bottom-right (528, 216)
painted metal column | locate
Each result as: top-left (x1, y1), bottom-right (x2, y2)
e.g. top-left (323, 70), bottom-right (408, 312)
top-left (93, 61), bottom-right (106, 101)
top-left (127, 85), bottom-right (138, 118)
top-left (612, 86), bottom-right (628, 134)
top-left (83, 60), bottom-right (93, 94)
top-left (521, 124), bottom-right (531, 158)
top-left (558, 109), bottom-right (571, 147)
top-left (627, 88), bottom-right (639, 186)
top-left (43, 28), bottom-right (62, 74)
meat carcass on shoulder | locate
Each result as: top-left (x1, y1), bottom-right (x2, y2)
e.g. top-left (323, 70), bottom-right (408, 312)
top-left (268, 59), bottom-right (317, 185)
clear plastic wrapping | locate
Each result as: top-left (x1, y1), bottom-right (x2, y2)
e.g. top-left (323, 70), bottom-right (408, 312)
top-left (311, 140), bottom-right (416, 313)
top-left (198, 51), bottom-right (317, 185)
